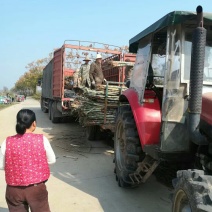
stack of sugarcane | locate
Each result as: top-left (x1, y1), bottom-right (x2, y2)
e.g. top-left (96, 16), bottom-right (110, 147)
top-left (102, 60), bottom-right (135, 71)
top-left (71, 84), bottom-right (127, 126)
top-left (110, 61), bottom-right (135, 67)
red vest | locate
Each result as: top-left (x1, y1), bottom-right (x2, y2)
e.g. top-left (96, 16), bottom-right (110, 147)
top-left (5, 133), bottom-right (50, 186)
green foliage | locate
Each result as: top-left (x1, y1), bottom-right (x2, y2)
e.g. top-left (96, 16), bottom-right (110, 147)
top-left (14, 53), bottom-right (53, 94)
top-left (32, 93), bottom-right (41, 101)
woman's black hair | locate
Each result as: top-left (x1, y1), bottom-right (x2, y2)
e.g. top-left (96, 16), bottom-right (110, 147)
top-left (16, 109), bottom-right (36, 135)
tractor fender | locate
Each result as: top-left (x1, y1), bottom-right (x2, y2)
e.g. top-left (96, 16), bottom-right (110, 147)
top-left (119, 88), bottom-right (161, 147)
top-left (201, 92), bottom-right (212, 125)
top-left (200, 92), bottom-right (212, 140)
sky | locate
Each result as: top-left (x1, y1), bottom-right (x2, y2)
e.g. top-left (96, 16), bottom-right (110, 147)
top-left (0, 0), bottom-right (211, 90)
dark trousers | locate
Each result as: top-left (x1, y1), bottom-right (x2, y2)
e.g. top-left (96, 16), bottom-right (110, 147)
top-left (6, 183), bottom-right (50, 212)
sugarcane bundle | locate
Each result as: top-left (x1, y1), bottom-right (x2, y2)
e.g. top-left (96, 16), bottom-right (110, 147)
top-left (110, 61), bottom-right (135, 67)
top-left (78, 105), bottom-right (117, 126)
top-left (71, 84), bottom-right (127, 126)
top-left (83, 85), bottom-right (127, 98)
top-left (103, 60), bottom-right (134, 69)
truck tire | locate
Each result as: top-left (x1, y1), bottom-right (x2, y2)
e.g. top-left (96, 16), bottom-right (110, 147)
top-left (86, 125), bottom-right (99, 141)
top-left (51, 105), bottom-right (60, 123)
top-left (48, 102), bottom-right (52, 120)
top-left (41, 98), bottom-right (48, 113)
top-left (172, 169), bottom-right (212, 212)
top-left (114, 105), bottom-right (143, 188)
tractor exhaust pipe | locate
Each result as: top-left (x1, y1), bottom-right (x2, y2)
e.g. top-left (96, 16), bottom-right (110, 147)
top-left (188, 6), bottom-right (208, 145)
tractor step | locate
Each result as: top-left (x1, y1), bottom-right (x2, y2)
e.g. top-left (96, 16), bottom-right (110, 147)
top-left (129, 173), bottom-right (143, 184)
top-left (129, 155), bottom-right (160, 184)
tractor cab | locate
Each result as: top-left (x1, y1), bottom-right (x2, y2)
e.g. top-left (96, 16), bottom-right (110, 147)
top-left (115, 6), bottom-right (212, 189)
top-left (128, 10), bottom-right (212, 154)
top-left (115, 6), bottom-right (212, 211)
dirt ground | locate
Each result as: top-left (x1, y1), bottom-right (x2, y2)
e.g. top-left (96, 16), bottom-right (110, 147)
top-left (0, 98), bottom-right (172, 212)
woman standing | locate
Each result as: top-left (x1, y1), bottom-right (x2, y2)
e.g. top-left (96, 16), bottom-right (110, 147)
top-left (0, 109), bottom-right (56, 212)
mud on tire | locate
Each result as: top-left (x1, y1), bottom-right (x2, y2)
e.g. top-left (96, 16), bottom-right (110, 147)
top-left (172, 169), bottom-right (212, 212)
top-left (114, 105), bottom-right (144, 188)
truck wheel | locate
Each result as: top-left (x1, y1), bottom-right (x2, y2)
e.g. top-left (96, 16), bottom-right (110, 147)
top-left (51, 105), bottom-right (60, 123)
top-left (48, 102), bottom-right (52, 120)
top-left (41, 99), bottom-right (48, 113)
top-left (114, 105), bottom-right (143, 188)
top-left (41, 99), bottom-right (44, 111)
top-left (172, 169), bottom-right (212, 212)
top-left (86, 125), bottom-right (99, 141)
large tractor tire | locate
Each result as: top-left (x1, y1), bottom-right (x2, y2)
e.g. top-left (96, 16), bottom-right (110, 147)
top-left (172, 169), bottom-right (212, 212)
top-left (114, 105), bottom-right (143, 188)
top-left (86, 125), bottom-right (99, 141)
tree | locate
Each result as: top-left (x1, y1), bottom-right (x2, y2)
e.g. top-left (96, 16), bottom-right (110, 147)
top-left (14, 53), bottom-right (53, 94)
top-left (3, 86), bottom-right (9, 93)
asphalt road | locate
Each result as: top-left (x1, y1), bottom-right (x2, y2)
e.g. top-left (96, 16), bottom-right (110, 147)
top-left (0, 98), bottom-right (172, 212)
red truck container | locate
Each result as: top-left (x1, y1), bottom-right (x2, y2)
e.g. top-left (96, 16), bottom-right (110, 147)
top-left (41, 47), bottom-right (75, 123)
top-left (41, 40), bottom-right (134, 124)
top-left (102, 53), bottom-right (136, 82)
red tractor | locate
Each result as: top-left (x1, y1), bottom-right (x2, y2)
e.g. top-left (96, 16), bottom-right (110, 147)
top-left (114, 6), bottom-right (212, 211)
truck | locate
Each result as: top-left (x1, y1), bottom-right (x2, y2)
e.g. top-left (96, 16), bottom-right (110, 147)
top-left (113, 6), bottom-right (212, 211)
top-left (41, 40), bottom-right (134, 125)
top-left (41, 46), bottom-right (75, 123)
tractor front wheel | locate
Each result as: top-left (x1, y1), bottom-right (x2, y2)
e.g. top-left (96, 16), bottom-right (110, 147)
top-left (172, 169), bottom-right (212, 212)
top-left (114, 105), bottom-right (143, 188)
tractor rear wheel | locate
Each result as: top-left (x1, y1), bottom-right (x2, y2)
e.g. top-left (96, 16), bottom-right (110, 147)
top-left (114, 105), bottom-right (143, 188)
top-left (172, 169), bottom-right (212, 212)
